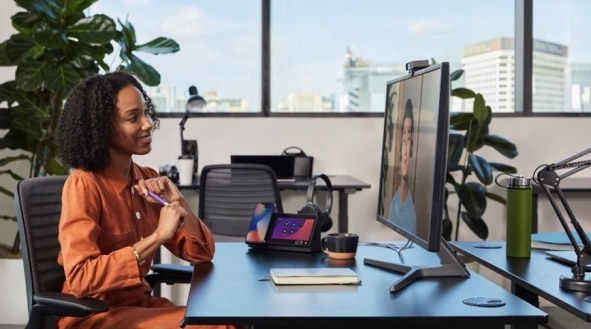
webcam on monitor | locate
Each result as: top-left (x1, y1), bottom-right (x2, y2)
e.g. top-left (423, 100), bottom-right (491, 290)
top-left (405, 60), bottom-right (430, 73)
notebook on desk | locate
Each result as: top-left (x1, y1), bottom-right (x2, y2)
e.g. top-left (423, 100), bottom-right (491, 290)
top-left (230, 155), bottom-right (296, 181)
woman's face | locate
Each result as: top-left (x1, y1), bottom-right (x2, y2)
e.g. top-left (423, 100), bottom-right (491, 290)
top-left (400, 117), bottom-right (412, 177)
top-left (109, 85), bottom-right (154, 157)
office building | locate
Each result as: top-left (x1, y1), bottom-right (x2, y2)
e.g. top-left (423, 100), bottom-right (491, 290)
top-left (146, 82), bottom-right (177, 112)
top-left (462, 37), bottom-right (568, 113)
top-left (342, 49), bottom-right (407, 113)
top-left (571, 63), bottom-right (591, 112)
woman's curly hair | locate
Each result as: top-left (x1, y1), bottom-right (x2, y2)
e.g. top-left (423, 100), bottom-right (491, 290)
top-left (56, 72), bottom-right (160, 171)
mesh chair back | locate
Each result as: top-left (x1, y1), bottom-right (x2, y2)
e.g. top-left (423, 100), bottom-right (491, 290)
top-left (15, 176), bottom-right (68, 314)
top-left (199, 164), bottom-right (284, 238)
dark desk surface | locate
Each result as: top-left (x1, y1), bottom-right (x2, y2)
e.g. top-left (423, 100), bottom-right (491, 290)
top-left (184, 242), bottom-right (546, 328)
top-left (178, 174), bottom-right (371, 192)
top-left (452, 241), bottom-right (591, 322)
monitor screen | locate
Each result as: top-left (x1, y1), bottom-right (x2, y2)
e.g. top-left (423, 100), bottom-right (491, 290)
top-left (376, 62), bottom-right (450, 252)
top-left (230, 155), bottom-right (295, 180)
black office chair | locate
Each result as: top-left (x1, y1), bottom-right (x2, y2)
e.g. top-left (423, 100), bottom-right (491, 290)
top-left (15, 175), bottom-right (193, 329)
top-left (199, 163), bottom-right (284, 241)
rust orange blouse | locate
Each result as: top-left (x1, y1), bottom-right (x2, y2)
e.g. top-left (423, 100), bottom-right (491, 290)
top-left (57, 162), bottom-right (215, 328)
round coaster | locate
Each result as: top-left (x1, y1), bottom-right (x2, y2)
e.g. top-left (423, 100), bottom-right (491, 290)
top-left (472, 243), bottom-right (502, 249)
top-left (462, 297), bottom-right (506, 307)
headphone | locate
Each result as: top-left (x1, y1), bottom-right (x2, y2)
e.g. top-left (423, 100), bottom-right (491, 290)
top-left (298, 173), bottom-right (333, 232)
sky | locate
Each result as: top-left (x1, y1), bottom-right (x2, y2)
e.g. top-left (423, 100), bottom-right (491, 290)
top-left (92, 0), bottom-right (591, 111)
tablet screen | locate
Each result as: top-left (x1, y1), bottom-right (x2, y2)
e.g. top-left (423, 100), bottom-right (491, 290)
top-left (267, 213), bottom-right (317, 245)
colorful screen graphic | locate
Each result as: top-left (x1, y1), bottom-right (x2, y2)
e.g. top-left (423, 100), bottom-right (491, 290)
top-left (270, 216), bottom-right (316, 242)
top-left (245, 203), bottom-right (274, 243)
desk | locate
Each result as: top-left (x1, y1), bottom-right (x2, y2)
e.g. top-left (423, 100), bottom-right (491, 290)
top-left (452, 241), bottom-right (591, 323)
top-left (183, 243), bottom-right (546, 328)
top-left (178, 174), bottom-right (371, 233)
top-left (532, 177), bottom-right (591, 233)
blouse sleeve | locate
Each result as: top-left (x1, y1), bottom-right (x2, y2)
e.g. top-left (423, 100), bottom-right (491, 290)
top-left (163, 217), bottom-right (216, 263)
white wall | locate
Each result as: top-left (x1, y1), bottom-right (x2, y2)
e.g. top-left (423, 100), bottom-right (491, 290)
top-left (0, 0), bottom-right (18, 249)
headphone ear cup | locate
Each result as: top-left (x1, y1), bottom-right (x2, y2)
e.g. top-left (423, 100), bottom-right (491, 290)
top-left (298, 202), bottom-right (318, 217)
top-left (298, 202), bottom-right (333, 232)
top-left (320, 210), bottom-right (333, 232)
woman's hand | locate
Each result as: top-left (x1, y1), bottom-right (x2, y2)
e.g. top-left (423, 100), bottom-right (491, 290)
top-left (154, 201), bottom-right (188, 242)
top-left (135, 176), bottom-right (183, 205)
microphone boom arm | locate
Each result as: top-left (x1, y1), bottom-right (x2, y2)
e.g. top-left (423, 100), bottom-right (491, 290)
top-left (535, 147), bottom-right (591, 290)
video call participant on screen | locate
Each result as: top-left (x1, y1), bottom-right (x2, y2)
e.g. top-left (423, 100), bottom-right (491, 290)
top-left (388, 98), bottom-right (417, 234)
top-left (55, 72), bottom-right (236, 329)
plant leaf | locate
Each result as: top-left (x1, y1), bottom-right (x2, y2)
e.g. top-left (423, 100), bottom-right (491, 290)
top-left (63, 0), bottom-right (100, 18)
top-left (442, 218), bottom-right (453, 241)
top-left (461, 212), bottom-right (489, 240)
top-left (135, 37), bottom-right (180, 55)
top-left (447, 132), bottom-right (464, 166)
top-left (11, 11), bottom-right (41, 32)
top-left (482, 134), bottom-right (518, 159)
top-left (449, 112), bottom-right (474, 130)
top-left (46, 62), bottom-right (87, 98)
top-left (489, 162), bottom-right (517, 174)
top-left (458, 181), bottom-right (487, 219)
top-left (473, 93), bottom-right (488, 124)
top-left (69, 15), bottom-right (117, 45)
top-left (451, 87), bottom-right (475, 99)
top-left (469, 153), bottom-right (493, 185)
top-left (450, 69), bottom-right (464, 82)
top-left (3, 37), bottom-right (36, 64)
top-left (485, 191), bottom-right (506, 205)
top-left (123, 54), bottom-right (160, 86)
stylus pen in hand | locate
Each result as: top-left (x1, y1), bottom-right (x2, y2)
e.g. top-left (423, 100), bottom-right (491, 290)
top-left (147, 190), bottom-right (169, 206)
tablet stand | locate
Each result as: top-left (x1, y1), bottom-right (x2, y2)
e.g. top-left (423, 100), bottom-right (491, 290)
top-left (247, 213), bottom-right (323, 253)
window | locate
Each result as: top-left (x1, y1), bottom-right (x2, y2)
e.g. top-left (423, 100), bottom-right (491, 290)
top-left (271, 0), bottom-right (514, 113)
top-left (533, 0), bottom-right (591, 113)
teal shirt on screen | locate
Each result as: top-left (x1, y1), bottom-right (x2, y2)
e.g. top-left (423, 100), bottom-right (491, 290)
top-left (388, 185), bottom-right (416, 234)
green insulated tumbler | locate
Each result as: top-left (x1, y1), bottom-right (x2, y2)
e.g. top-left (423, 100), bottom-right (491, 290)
top-left (506, 175), bottom-right (532, 258)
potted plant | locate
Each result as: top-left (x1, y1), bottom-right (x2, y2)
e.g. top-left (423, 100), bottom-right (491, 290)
top-left (0, 0), bottom-right (179, 253)
top-left (442, 68), bottom-right (518, 241)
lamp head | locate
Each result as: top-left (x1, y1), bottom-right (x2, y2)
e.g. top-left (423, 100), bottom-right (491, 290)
top-left (186, 85), bottom-right (207, 112)
top-left (180, 85), bottom-right (207, 129)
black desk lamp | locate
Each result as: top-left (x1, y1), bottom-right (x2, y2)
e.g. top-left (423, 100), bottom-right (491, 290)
top-left (534, 147), bottom-right (591, 292)
top-left (180, 86), bottom-right (207, 173)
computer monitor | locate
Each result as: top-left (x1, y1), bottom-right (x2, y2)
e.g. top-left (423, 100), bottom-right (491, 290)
top-left (363, 61), bottom-right (470, 292)
top-left (230, 155), bottom-right (295, 181)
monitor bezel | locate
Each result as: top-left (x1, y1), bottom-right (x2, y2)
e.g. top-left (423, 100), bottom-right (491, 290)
top-left (375, 62), bottom-right (450, 252)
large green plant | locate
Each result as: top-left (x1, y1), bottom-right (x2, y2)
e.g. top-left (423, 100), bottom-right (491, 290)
top-left (0, 0), bottom-right (180, 222)
top-left (442, 69), bottom-right (519, 241)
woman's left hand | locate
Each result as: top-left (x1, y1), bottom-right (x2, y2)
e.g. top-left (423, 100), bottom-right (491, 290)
top-left (135, 176), bottom-right (182, 205)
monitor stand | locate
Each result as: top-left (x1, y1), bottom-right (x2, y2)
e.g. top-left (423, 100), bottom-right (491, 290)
top-left (363, 239), bottom-right (470, 292)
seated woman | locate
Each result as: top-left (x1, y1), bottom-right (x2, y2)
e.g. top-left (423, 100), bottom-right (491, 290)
top-left (55, 72), bottom-right (235, 329)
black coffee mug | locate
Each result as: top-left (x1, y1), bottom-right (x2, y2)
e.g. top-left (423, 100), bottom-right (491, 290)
top-left (321, 233), bottom-right (359, 260)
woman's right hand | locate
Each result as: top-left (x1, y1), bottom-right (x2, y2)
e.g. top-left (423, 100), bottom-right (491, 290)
top-left (155, 201), bottom-right (188, 242)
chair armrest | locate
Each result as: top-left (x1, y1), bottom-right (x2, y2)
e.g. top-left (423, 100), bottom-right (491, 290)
top-left (33, 291), bottom-right (109, 317)
top-left (146, 263), bottom-right (194, 287)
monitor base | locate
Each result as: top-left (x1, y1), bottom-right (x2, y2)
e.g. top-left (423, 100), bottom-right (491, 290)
top-left (363, 240), bottom-right (470, 292)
